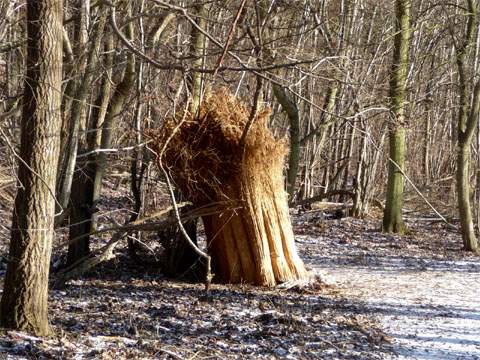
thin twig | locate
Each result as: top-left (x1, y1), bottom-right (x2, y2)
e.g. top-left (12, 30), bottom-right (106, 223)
top-left (212, 0), bottom-right (248, 77)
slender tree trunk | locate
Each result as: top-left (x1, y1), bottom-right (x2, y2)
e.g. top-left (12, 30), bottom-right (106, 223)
top-left (423, 59), bottom-right (434, 184)
top-left (189, 3), bottom-right (207, 114)
top-left (0, 0), bottom-right (63, 336)
top-left (92, 9), bottom-right (135, 209)
top-left (353, 118), bottom-right (367, 217)
top-left (65, 7), bottom-right (108, 265)
top-left (272, 85), bottom-right (300, 201)
top-left (382, 0), bottom-right (410, 234)
top-left (59, 6), bottom-right (107, 213)
top-left (455, 0), bottom-right (479, 252)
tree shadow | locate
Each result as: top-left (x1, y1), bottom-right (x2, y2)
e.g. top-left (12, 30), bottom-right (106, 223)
top-left (35, 279), bottom-right (395, 358)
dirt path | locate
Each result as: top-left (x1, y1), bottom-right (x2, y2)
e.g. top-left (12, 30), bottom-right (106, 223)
top-left (315, 265), bottom-right (480, 359)
top-left (295, 215), bottom-right (480, 360)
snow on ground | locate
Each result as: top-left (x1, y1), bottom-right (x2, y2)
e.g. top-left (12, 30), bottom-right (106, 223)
top-left (0, 201), bottom-right (479, 359)
top-left (295, 213), bottom-right (480, 360)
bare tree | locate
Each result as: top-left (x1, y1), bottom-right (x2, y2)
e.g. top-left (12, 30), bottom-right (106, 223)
top-left (383, 0), bottom-right (410, 234)
top-left (0, 0), bottom-right (63, 335)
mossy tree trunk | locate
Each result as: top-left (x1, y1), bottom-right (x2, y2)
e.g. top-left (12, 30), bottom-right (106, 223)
top-left (382, 0), bottom-right (410, 234)
top-left (189, 3), bottom-right (207, 114)
top-left (272, 85), bottom-right (300, 201)
top-left (453, 0), bottom-right (479, 252)
top-left (0, 0), bottom-right (63, 336)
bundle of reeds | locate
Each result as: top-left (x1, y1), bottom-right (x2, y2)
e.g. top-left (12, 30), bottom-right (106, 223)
top-left (149, 88), bottom-right (307, 286)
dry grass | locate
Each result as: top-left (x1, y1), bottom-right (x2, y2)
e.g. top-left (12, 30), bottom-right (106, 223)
top-left (147, 87), bottom-right (287, 205)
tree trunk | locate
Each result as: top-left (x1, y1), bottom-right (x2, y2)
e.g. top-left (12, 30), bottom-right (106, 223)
top-left (92, 10), bottom-right (135, 213)
top-left (353, 118), bottom-right (367, 217)
top-left (382, 0), bottom-right (410, 234)
top-left (64, 7), bottom-right (108, 265)
top-left (457, 144), bottom-right (477, 250)
top-left (272, 85), bottom-right (300, 202)
top-left (0, 0), bottom-right (63, 336)
top-left (454, 0), bottom-right (479, 252)
top-left (189, 3), bottom-right (207, 114)
top-left (59, 6), bottom-right (107, 212)
top-left (67, 154), bottom-right (95, 265)
top-left (383, 127), bottom-right (406, 233)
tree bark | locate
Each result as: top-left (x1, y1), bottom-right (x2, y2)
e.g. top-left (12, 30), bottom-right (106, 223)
top-left (64, 7), bottom-right (108, 265)
top-left (272, 85), bottom-right (300, 201)
top-left (382, 0), bottom-right (410, 234)
top-left (455, 0), bottom-right (479, 252)
top-left (0, 0), bottom-right (63, 336)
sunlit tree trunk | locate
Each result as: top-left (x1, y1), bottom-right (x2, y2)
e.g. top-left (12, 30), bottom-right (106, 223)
top-left (0, 0), bottom-right (63, 335)
top-left (454, 0), bottom-right (479, 252)
top-left (65, 7), bottom-right (108, 265)
top-left (189, 3), bottom-right (207, 114)
top-left (383, 0), bottom-right (410, 234)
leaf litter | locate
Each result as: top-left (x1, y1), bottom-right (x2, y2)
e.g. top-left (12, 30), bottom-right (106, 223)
top-left (0, 199), bottom-right (478, 359)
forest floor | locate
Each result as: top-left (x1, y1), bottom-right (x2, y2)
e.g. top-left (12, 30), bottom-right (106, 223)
top-left (297, 211), bottom-right (480, 360)
top-left (0, 189), bottom-right (479, 359)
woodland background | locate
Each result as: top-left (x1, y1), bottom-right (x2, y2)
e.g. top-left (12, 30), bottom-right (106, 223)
top-left (0, 0), bottom-right (480, 358)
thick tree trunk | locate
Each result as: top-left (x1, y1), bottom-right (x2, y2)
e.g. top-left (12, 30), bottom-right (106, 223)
top-left (0, 0), bottom-right (63, 336)
top-left (383, 127), bottom-right (406, 233)
top-left (382, 0), bottom-right (410, 234)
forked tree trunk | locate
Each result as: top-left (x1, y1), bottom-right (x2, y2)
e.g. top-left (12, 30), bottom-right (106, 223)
top-left (454, 0), bottom-right (479, 252)
top-left (0, 0), bottom-right (63, 336)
